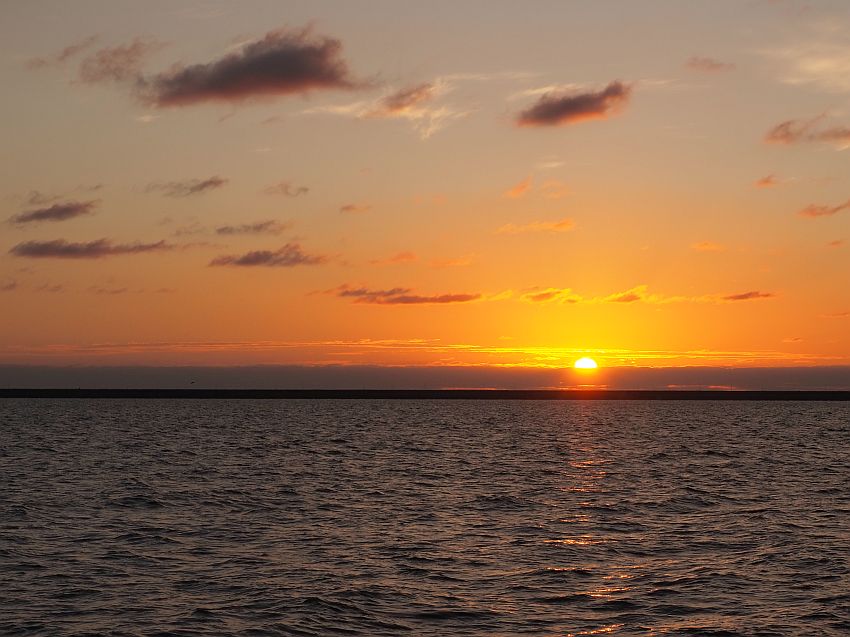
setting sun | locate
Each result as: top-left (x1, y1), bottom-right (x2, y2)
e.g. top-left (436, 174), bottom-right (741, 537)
top-left (574, 357), bottom-right (599, 370)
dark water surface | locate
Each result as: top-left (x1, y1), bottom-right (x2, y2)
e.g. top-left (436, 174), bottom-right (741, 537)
top-left (1, 399), bottom-right (849, 636)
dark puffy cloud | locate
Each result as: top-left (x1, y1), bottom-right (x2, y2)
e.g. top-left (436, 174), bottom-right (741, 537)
top-left (79, 38), bottom-right (162, 84)
top-left (765, 116), bottom-right (850, 149)
top-left (334, 285), bottom-right (480, 305)
top-left (9, 200), bottom-right (98, 225)
top-left (722, 291), bottom-right (776, 301)
top-left (141, 27), bottom-right (358, 107)
top-left (26, 35), bottom-right (99, 69)
top-left (215, 220), bottom-right (290, 235)
top-left (516, 81), bottom-right (632, 127)
top-left (685, 56), bottom-right (735, 72)
top-left (10, 239), bottom-right (172, 259)
top-left (798, 200), bottom-right (850, 218)
top-left (264, 181), bottom-right (309, 196)
top-left (145, 176), bottom-right (228, 197)
top-left (209, 243), bottom-right (326, 267)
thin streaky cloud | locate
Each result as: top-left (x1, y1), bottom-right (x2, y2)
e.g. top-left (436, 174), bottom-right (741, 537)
top-left (209, 243), bottom-right (327, 267)
top-left (497, 218), bottom-right (575, 234)
top-left (9, 239), bottom-right (172, 259)
top-left (503, 176), bottom-right (532, 199)
top-left (754, 174), bottom-right (780, 188)
top-left (798, 199), bottom-right (850, 218)
top-left (9, 200), bottom-right (98, 225)
top-left (145, 176), bottom-right (228, 197)
top-left (685, 56), bottom-right (735, 72)
top-left (332, 285), bottom-right (480, 305)
top-left (369, 252), bottom-right (417, 266)
top-left (691, 241), bottom-right (726, 252)
top-left (79, 38), bottom-right (163, 84)
top-left (340, 203), bottom-right (370, 214)
top-left (26, 35), bottom-right (99, 69)
top-left (264, 181), bottom-right (309, 196)
top-left (215, 220), bottom-right (290, 236)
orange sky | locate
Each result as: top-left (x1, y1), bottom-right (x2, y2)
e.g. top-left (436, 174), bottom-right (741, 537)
top-left (1, 0), bottom-right (848, 371)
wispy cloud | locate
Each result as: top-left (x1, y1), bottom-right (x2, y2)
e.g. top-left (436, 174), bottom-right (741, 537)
top-left (798, 199), bottom-right (850, 218)
top-left (215, 220), bottom-right (290, 235)
top-left (264, 181), bottom-right (309, 196)
top-left (827, 239), bottom-right (845, 248)
top-left (209, 243), bottom-right (326, 267)
top-left (26, 35), bottom-right (99, 69)
top-left (503, 176), bottom-right (532, 199)
top-left (308, 78), bottom-right (469, 139)
top-left (430, 254), bottom-right (475, 268)
top-left (79, 38), bottom-right (163, 84)
top-left (10, 239), bottom-right (172, 259)
top-left (516, 81), bottom-right (632, 127)
top-left (369, 251), bottom-right (417, 266)
top-left (496, 218), bottom-right (575, 234)
top-left (340, 203), bottom-right (370, 214)
top-left (331, 285), bottom-right (480, 305)
top-left (765, 115), bottom-right (850, 150)
top-left (691, 241), bottom-right (726, 252)
top-left (520, 284), bottom-right (776, 305)
top-left (754, 174), bottom-right (780, 188)
top-left (145, 176), bottom-right (228, 197)
top-left (685, 56), bottom-right (735, 72)
top-left (9, 200), bottom-right (98, 225)
top-left (722, 291), bottom-right (776, 301)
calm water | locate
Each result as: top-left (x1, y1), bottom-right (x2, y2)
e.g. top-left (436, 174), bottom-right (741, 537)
top-left (1, 399), bottom-right (849, 636)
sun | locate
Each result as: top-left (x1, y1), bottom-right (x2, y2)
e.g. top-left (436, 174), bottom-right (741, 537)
top-left (574, 357), bottom-right (598, 370)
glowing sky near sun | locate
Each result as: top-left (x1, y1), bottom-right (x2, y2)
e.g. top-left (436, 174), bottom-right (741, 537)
top-left (0, 0), bottom-right (848, 369)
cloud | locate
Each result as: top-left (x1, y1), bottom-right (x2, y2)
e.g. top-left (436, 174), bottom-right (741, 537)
top-left (691, 241), bottom-right (726, 252)
top-left (541, 180), bottom-right (570, 199)
top-left (140, 27), bottom-right (358, 107)
top-left (264, 181), bottom-right (309, 196)
top-left (430, 254), bottom-right (474, 268)
top-left (754, 174), bottom-right (779, 188)
top-left (497, 218), bottom-right (575, 234)
top-left (503, 176), bottom-right (532, 199)
top-left (765, 115), bottom-right (850, 149)
top-left (215, 220), bottom-right (290, 235)
top-left (26, 35), bottom-right (99, 69)
top-left (340, 203), bottom-right (370, 214)
top-left (209, 243), bottom-right (326, 267)
top-left (520, 284), bottom-right (777, 305)
top-left (685, 56), bottom-right (735, 72)
top-left (372, 82), bottom-right (436, 115)
top-left (722, 291), bottom-right (776, 301)
top-left (332, 285), bottom-right (480, 305)
top-left (798, 199), bottom-right (850, 218)
top-left (521, 287), bottom-right (581, 303)
top-left (79, 38), bottom-right (162, 84)
top-left (0, 281), bottom-right (17, 292)
top-left (369, 251), bottom-right (417, 266)
top-left (516, 81), bottom-right (632, 127)
top-left (827, 239), bottom-right (845, 248)
top-left (766, 37), bottom-right (850, 93)
top-left (145, 176), bottom-right (227, 197)
top-left (9, 200), bottom-right (98, 225)
top-left (9, 239), bottom-right (172, 259)
top-left (307, 78), bottom-right (470, 139)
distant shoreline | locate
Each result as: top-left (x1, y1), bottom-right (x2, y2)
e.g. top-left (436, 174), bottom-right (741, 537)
top-left (1, 389), bottom-right (849, 400)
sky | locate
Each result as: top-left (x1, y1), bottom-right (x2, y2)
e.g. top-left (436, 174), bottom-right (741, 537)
top-left (1, 0), bottom-right (849, 386)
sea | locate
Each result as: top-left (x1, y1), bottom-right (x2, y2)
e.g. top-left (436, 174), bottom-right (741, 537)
top-left (1, 399), bottom-right (849, 636)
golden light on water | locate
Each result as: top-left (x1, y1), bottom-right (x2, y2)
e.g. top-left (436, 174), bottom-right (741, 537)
top-left (574, 357), bottom-right (599, 370)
